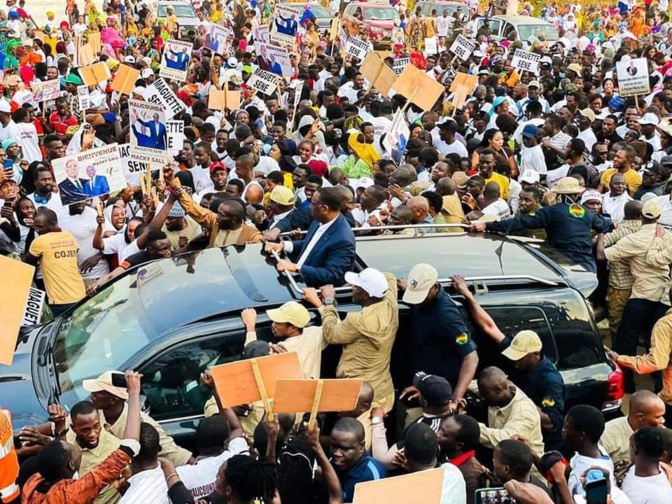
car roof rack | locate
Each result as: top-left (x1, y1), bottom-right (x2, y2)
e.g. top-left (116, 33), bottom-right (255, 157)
top-left (279, 223), bottom-right (471, 239)
top-left (271, 248), bottom-right (559, 296)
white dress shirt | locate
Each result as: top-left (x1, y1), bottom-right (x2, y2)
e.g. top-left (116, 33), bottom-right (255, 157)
top-left (284, 216), bottom-right (338, 268)
top-left (119, 464), bottom-right (169, 504)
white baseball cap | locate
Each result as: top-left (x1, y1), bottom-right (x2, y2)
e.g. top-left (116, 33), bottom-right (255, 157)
top-left (519, 170), bottom-right (540, 184)
top-left (402, 264), bottom-right (438, 304)
top-left (0, 99), bottom-right (12, 113)
top-left (639, 112), bottom-right (660, 126)
top-left (344, 268), bottom-right (388, 298)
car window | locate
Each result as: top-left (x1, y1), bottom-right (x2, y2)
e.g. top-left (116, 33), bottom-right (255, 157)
top-left (363, 7), bottom-right (397, 20)
top-left (485, 306), bottom-right (557, 363)
top-left (158, 4), bottom-right (196, 17)
top-left (517, 24), bottom-right (559, 41)
top-left (141, 333), bottom-right (245, 421)
top-left (502, 22), bottom-right (514, 38)
top-left (489, 19), bottom-right (502, 36)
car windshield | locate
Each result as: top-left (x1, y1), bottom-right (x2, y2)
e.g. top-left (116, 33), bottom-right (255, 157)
top-left (52, 274), bottom-right (158, 405)
top-left (363, 7), bottom-right (397, 20)
top-left (158, 4), bottom-right (196, 17)
top-left (518, 24), bottom-right (559, 41)
top-left (287, 4), bottom-right (330, 17)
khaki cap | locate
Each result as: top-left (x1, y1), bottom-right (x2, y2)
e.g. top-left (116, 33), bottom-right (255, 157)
top-left (403, 263), bottom-right (438, 304)
top-left (502, 330), bottom-right (543, 361)
top-left (266, 301), bottom-right (310, 328)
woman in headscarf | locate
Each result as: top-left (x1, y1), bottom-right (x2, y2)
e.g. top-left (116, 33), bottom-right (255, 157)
top-left (102, 16), bottom-right (125, 60)
top-left (66, 123), bottom-right (105, 155)
top-left (347, 127), bottom-right (379, 171)
top-left (3, 138), bottom-right (21, 168)
top-left (269, 139), bottom-right (295, 189)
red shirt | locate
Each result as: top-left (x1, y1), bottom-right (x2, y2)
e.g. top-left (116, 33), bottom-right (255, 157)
top-left (49, 112), bottom-right (78, 135)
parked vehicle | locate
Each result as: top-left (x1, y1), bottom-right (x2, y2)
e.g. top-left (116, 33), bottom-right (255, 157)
top-left (416, 1), bottom-right (467, 19)
top-left (3, 230), bottom-right (622, 451)
top-left (474, 15), bottom-right (559, 44)
top-left (156, 1), bottom-right (199, 39)
top-left (342, 1), bottom-right (400, 48)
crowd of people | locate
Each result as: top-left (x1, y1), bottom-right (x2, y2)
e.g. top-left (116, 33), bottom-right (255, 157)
top-left (4, 0), bottom-right (672, 502)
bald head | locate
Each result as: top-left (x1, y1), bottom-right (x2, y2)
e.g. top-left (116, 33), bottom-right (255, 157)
top-left (623, 200), bottom-right (642, 220)
top-left (407, 196), bottom-right (429, 224)
top-left (629, 390), bottom-right (666, 429)
top-left (436, 177), bottom-right (456, 196)
top-left (477, 366), bottom-right (513, 407)
top-left (483, 181), bottom-right (501, 202)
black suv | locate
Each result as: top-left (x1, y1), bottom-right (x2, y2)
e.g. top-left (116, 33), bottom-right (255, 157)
top-left (3, 231), bottom-right (623, 449)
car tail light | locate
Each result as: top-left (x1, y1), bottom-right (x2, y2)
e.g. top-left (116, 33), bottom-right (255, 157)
top-left (602, 366), bottom-right (624, 412)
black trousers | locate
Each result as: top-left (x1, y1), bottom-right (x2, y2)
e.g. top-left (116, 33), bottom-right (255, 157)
top-left (614, 298), bottom-right (667, 393)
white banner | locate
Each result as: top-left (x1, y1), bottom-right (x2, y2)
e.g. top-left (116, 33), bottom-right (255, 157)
top-left (393, 57), bottom-right (410, 76)
top-left (144, 78), bottom-right (185, 120)
top-left (345, 36), bottom-right (370, 60)
top-left (77, 85), bottom-right (90, 110)
top-left (130, 99), bottom-right (167, 157)
top-left (22, 287), bottom-right (45, 326)
top-left (166, 120), bottom-right (184, 153)
top-left (616, 58), bottom-right (650, 97)
top-left (247, 68), bottom-right (278, 96)
top-left (511, 49), bottom-right (541, 75)
top-left (32, 80), bottom-right (60, 102)
top-left (118, 143), bottom-right (166, 186)
top-left (449, 35), bottom-right (476, 62)
top-left (382, 109), bottom-right (410, 165)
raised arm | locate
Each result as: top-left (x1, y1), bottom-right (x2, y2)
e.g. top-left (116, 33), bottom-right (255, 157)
top-left (306, 426), bottom-right (343, 504)
top-left (452, 275), bottom-right (505, 343)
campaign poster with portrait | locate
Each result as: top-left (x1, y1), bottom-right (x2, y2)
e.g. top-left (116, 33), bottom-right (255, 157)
top-left (271, 5), bottom-right (298, 47)
top-left (254, 41), bottom-right (292, 77)
top-left (129, 99), bottom-right (167, 156)
top-left (159, 39), bottom-right (193, 82)
top-left (52, 144), bottom-right (126, 205)
top-left (117, 143), bottom-right (166, 187)
top-left (32, 80), bottom-right (60, 102)
top-left (616, 57), bottom-right (650, 97)
top-left (207, 24), bottom-right (234, 54)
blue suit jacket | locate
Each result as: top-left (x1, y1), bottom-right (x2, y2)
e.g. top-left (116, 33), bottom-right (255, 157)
top-left (84, 175), bottom-right (110, 197)
top-left (137, 119), bottom-right (167, 150)
top-left (58, 178), bottom-right (88, 205)
top-left (290, 214), bottom-right (355, 287)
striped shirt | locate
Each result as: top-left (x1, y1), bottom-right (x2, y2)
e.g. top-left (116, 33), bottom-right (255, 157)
top-left (119, 464), bottom-right (169, 504)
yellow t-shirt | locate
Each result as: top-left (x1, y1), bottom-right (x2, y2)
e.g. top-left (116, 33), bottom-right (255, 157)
top-left (29, 231), bottom-right (86, 305)
top-left (600, 168), bottom-right (642, 196)
top-left (484, 172), bottom-right (510, 200)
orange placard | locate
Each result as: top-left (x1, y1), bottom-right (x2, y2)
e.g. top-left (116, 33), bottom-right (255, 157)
top-left (449, 72), bottom-right (478, 93)
top-left (34, 29), bottom-right (45, 42)
top-left (208, 89), bottom-right (241, 111)
top-left (360, 51), bottom-right (397, 97)
top-left (80, 62), bottom-right (111, 87)
top-left (395, 64), bottom-right (445, 111)
top-left (352, 468), bottom-right (445, 504)
top-left (88, 31), bottom-right (101, 55)
top-left (273, 379), bottom-right (363, 414)
top-left (111, 64), bottom-right (140, 96)
top-left (210, 352), bottom-right (302, 408)
top-left (78, 43), bottom-right (96, 67)
top-left (452, 84), bottom-right (470, 110)
top-left (0, 256), bottom-right (35, 366)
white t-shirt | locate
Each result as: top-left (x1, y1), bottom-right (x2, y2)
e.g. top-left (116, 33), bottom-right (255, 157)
top-left (15, 122), bottom-right (41, 163)
top-left (27, 192), bottom-right (63, 211)
top-left (568, 448), bottom-right (631, 504)
top-left (655, 194), bottom-right (672, 229)
top-left (482, 199), bottom-right (512, 221)
top-left (439, 463), bottom-right (467, 504)
top-left (578, 128), bottom-right (598, 153)
top-left (0, 120), bottom-right (22, 142)
top-left (58, 207), bottom-right (110, 280)
top-left (176, 437), bottom-right (249, 498)
top-left (73, 23), bottom-right (87, 37)
top-left (622, 465), bottom-right (672, 504)
top-left (255, 156), bottom-right (279, 176)
top-left (436, 16), bottom-right (453, 37)
top-left (520, 145), bottom-right (547, 175)
top-left (602, 192), bottom-right (632, 224)
top-left (189, 165), bottom-right (214, 194)
top-left (119, 464), bottom-right (169, 504)
top-left (545, 165), bottom-right (570, 189)
top-left (102, 232), bottom-right (140, 264)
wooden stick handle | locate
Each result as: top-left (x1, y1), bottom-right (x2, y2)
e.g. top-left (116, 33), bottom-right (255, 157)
top-left (251, 359), bottom-right (274, 421)
top-left (308, 379), bottom-right (324, 431)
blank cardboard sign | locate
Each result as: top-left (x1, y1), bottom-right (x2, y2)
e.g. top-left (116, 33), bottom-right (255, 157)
top-left (353, 468), bottom-right (445, 504)
top-left (273, 379), bottom-right (363, 414)
top-left (0, 257), bottom-right (35, 366)
top-left (449, 72), bottom-right (478, 93)
top-left (210, 352), bottom-right (302, 407)
top-left (395, 64), bottom-right (445, 111)
top-left (360, 52), bottom-right (397, 97)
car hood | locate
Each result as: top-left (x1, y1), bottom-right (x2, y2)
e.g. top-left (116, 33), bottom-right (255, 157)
top-left (0, 325), bottom-right (47, 428)
top-left (365, 19), bottom-right (395, 30)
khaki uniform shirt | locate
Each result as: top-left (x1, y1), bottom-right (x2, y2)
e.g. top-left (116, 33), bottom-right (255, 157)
top-left (100, 404), bottom-right (192, 466)
top-left (618, 309), bottom-right (672, 405)
top-left (66, 428), bottom-right (121, 504)
top-left (479, 386), bottom-right (544, 456)
top-left (600, 416), bottom-right (634, 466)
top-left (604, 223), bottom-right (672, 303)
top-left (603, 219), bottom-right (641, 289)
top-left (319, 273), bottom-right (399, 412)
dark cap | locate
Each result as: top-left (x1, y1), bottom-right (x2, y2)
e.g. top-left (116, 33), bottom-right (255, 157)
top-left (413, 371), bottom-right (452, 407)
top-left (660, 155), bottom-right (672, 167)
top-left (243, 341), bottom-right (270, 359)
top-left (642, 160), bottom-right (662, 175)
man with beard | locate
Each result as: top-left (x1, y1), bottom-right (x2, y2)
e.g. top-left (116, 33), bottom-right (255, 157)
top-left (28, 166), bottom-right (62, 210)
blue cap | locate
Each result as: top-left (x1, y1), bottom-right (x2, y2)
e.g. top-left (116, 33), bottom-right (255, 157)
top-left (609, 96), bottom-right (625, 112)
top-left (522, 124), bottom-right (539, 139)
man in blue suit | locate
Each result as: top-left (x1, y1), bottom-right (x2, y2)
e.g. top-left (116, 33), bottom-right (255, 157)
top-left (58, 159), bottom-right (88, 205)
top-left (84, 165), bottom-right (110, 197)
top-left (165, 47), bottom-right (190, 71)
top-left (135, 113), bottom-right (167, 150)
top-left (265, 186), bottom-right (355, 287)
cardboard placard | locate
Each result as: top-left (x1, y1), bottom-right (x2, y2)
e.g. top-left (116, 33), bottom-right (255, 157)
top-left (77, 85), bottom-right (90, 109)
top-left (452, 85), bottom-right (470, 110)
top-left (511, 49), bottom-right (541, 75)
top-left (110, 64), bottom-right (140, 96)
top-left (79, 62), bottom-right (111, 87)
top-left (159, 39), bottom-right (193, 83)
top-left (449, 72), bottom-right (478, 93)
top-left (360, 51), bottom-right (397, 97)
top-left (78, 43), bottom-right (96, 67)
top-left (32, 80), bottom-right (60, 102)
top-left (424, 37), bottom-right (438, 55)
top-left (208, 89), bottom-right (241, 111)
top-left (0, 257), bottom-right (35, 366)
top-left (22, 287), bottom-right (45, 327)
top-left (395, 64), bottom-right (445, 111)
top-left (166, 120), bottom-right (184, 153)
top-left (352, 468), bottom-right (445, 503)
top-left (345, 35), bottom-right (369, 60)
top-left (449, 35), bottom-right (476, 61)
top-left (210, 352), bottom-right (302, 408)
top-left (144, 78), bottom-right (185, 120)
top-left (273, 379), bottom-right (363, 414)
top-left (88, 31), bottom-right (101, 55)
top-left (616, 57), bottom-right (650, 97)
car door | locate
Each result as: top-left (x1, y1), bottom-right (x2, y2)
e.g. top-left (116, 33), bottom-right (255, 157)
top-left (489, 18), bottom-right (503, 39)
